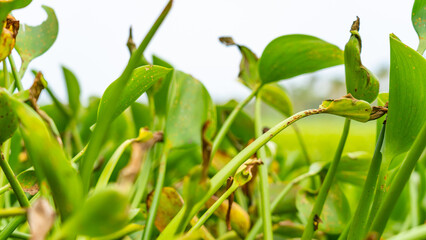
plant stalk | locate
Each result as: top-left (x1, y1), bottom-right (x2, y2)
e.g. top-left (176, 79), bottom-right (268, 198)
top-left (7, 55), bottom-right (23, 92)
top-left (159, 108), bottom-right (324, 239)
top-left (254, 90), bottom-right (273, 240)
top-left (142, 150), bottom-right (168, 240)
top-left (210, 86), bottom-right (260, 160)
top-left (301, 118), bottom-right (351, 240)
top-left (0, 207), bottom-right (27, 218)
top-left (347, 121), bottom-right (386, 240)
top-left (369, 122), bottom-right (426, 237)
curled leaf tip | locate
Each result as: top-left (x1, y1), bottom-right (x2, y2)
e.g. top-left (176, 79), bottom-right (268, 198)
top-left (234, 158), bottom-right (262, 186)
top-left (369, 105), bottom-right (388, 121)
top-left (350, 16), bottom-right (360, 32)
top-left (219, 36), bottom-right (236, 46)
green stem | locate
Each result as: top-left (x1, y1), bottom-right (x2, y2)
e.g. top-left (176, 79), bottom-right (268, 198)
top-left (347, 122), bottom-right (386, 240)
top-left (369, 123), bottom-right (426, 237)
top-left (45, 87), bottom-right (72, 118)
top-left (142, 150), bottom-right (168, 240)
top-left (254, 90), bottom-right (273, 240)
top-left (188, 183), bottom-right (239, 235)
top-left (0, 148), bottom-right (30, 208)
top-left (0, 207), bottom-right (27, 217)
top-left (71, 122), bottom-right (83, 151)
top-left (0, 192), bottom-right (40, 240)
top-left (292, 124), bottom-right (311, 165)
top-left (246, 163), bottom-right (323, 240)
top-left (18, 60), bottom-right (29, 80)
top-left (388, 224), bottom-right (426, 240)
top-left (417, 39), bottom-right (426, 55)
top-left (2, 60), bottom-right (10, 88)
top-left (159, 108), bottom-right (324, 239)
top-left (131, 150), bottom-right (152, 208)
top-left (210, 86), bottom-right (260, 159)
top-left (79, 0), bottom-right (173, 194)
top-left (0, 184), bottom-right (9, 195)
top-left (409, 171), bottom-right (420, 227)
top-left (7, 55), bottom-right (23, 92)
top-left (301, 118), bottom-right (351, 240)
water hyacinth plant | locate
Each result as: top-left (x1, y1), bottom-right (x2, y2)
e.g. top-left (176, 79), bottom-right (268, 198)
top-left (0, 0), bottom-right (425, 239)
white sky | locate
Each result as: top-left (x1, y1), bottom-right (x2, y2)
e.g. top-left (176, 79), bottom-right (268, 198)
top-left (12, 0), bottom-right (419, 104)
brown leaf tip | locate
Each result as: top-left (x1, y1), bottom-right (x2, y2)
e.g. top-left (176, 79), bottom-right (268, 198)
top-left (351, 16), bottom-right (360, 32)
top-left (219, 36), bottom-right (236, 46)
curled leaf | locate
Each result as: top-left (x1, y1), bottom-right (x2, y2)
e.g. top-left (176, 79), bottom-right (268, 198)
top-left (17, 170), bottom-right (38, 195)
top-left (319, 94), bottom-right (372, 122)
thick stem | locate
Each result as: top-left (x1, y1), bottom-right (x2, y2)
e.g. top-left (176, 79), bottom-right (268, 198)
top-left (18, 60), bottom-right (29, 80)
top-left (347, 122), bottom-right (386, 240)
top-left (254, 90), bottom-right (273, 240)
top-left (417, 39), bottom-right (426, 55)
top-left (7, 55), bottom-right (23, 92)
top-left (369, 123), bottom-right (426, 237)
top-left (0, 207), bottom-right (27, 217)
top-left (0, 148), bottom-right (30, 208)
top-left (2, 61), bottom-right (10, 88)
top-left (210, 86), bottom-right (260, 159)
top-left (301, 118), bottom-right (351, 240)
top-left (158, 108), bottom-right (323, 239)
top-left (142, 150), bottom-right (168, 240)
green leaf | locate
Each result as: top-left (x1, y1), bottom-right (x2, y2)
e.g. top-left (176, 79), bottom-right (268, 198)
top-left (130, 102), bottom-right (152, 132)
top-left (216, 100), bottom-right (254, 148)
top-left (258, 34), bottom-right (344, 84)
top-left (1, 89), bottom-right (83, 220)
top-left (152, 55), bottom-right (174, 68)
top-left (61, 187), bottom-right (129, 237)
top-left (0, 88), bottom-right (18, 144)
top-left (259, 83), bottom-right (293, 116)
top-left (344, 20), bottom-right (379, 103)
top-left (384, 35), bottom-right (426, 161)
top-left (146, 187), bottom-right (183, 232)
top-left (319, 94), bottom-right (372, 122)
top-left (219, 37), bottom-right (260, 89)
top-left (296, 183), bottom-right (351, 234)
top-left (412, 0), bottom-right (426, 54)
top-left (15, 5), bottom-right (59, 63)
top-left (164, 70), bottom-right (216, 181)
top-left (40, 104), bottom-right (69, 133)
top-left (62, 66), bottom-right (81, 115)
top-left (16, 170), bottom-right (38, 195)
top-left (336, 151), bottom-right (371, 186)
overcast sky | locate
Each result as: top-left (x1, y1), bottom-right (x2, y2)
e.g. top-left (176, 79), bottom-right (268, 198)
top-left (11, 0), bottom-right (419, 104)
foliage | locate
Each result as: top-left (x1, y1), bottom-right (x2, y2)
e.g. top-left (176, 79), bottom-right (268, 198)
top-left (0, 1), bottom-right (425, 240)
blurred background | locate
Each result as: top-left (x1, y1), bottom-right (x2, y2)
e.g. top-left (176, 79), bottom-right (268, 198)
top-left (9, 0), bottom-right (420, 158)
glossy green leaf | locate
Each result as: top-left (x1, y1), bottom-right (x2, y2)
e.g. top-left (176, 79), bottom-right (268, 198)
top-left (15, 5), bottom-right (58, 63)
top-left (259, 83), bottom-right (293, 116)
top-left (60, 187), bottom-right (129, 237)
top-left (0, 88), bottom-right (18, 144)
top-left (319, 94), bottom-right (372, 122)
top-left (384, 35), bottom-right (426, 161)
top-left (296, 183), bottom-right (351, 234)
top-left (412, 0), bottom-right (426, 54)
top-left (344, 22), bottom-right (379, 103)
top-left (62, 66), bottom-right (81, 114)
top-left (1, 88), bottom-right (83, 220)
top-left (80, 66), bottom-right (170, 191)
top-left (164, 70), bottom-right (216, 180)
top-left (147, 68), bottom-right (174, 120)
top-left (258, 34), bottom-right (344, 83)
top-left (0, 0), bottom-right (31, 34)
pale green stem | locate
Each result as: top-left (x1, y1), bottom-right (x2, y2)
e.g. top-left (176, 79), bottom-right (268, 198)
top-left (0, 184), bottom-right (8, 195)
top-left (246, 164), bottom-right (323, 240)
top-left (254, 90), bottom-right (273, 240)
top-left (0, 207), bottom-right (27, 217)
top-left (301, 118), bottom-right (351, 240)
top-left (188, 183), bottom-right (239, 235)
top-left (417, 39), bottom-right (426, 55)
top-left (130, 150), bottom-right (153, 209)
top-left (409, 171), bottom-right (420, 227)
top-left (18, 60), bottom-right (29, 80)
top-left (142, 150), bottom-right (168, 240)
top-left (159, 108), bottom-right (323, 239)
top-left (210, 86), bottom-right (260, 159)
top-left (347, 122), bottom-right (386, 240)
top-left (369, 123), bottom-right (426, 237)
top-left (0, 147), bottom-right (30, 208)
top-left (7, 55), bottom-right (23, 92)
top-left (2, 60), bottom-right (10, 88)
top-left (388, 224), bottom-right (426, 240)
